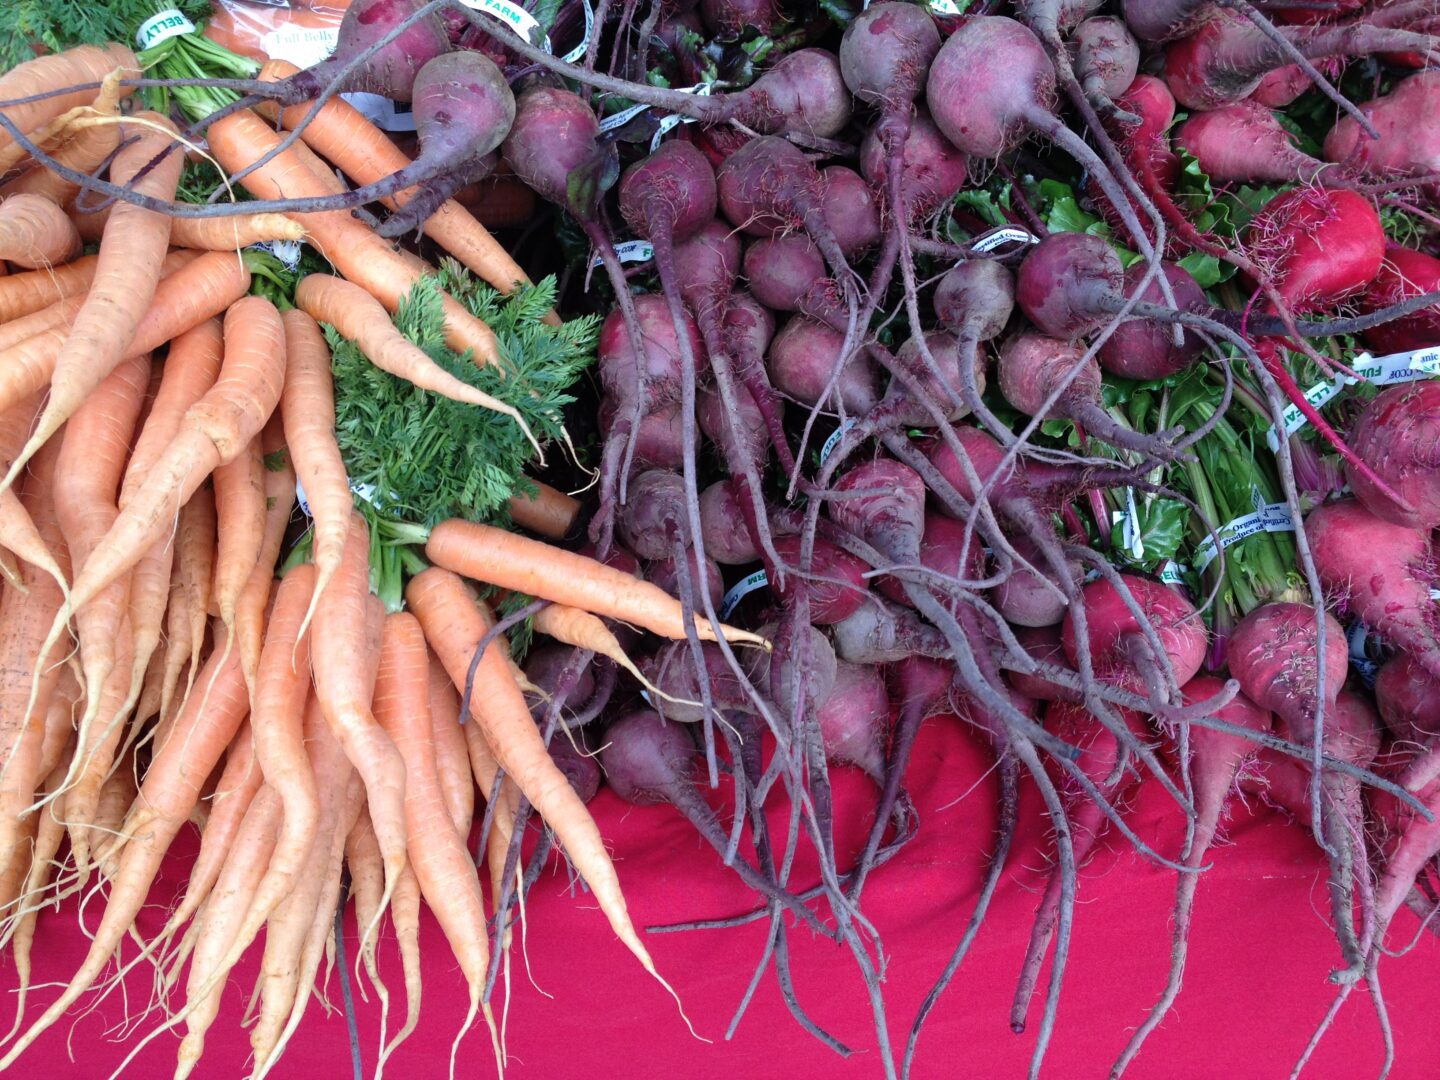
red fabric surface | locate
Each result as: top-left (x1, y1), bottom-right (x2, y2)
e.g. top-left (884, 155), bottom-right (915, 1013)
top-left (10, 717), bottom-right (1439, 1079)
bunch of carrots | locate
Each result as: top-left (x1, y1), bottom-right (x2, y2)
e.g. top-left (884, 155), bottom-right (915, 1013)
top-left (0, 41), bottom-right (762, 1078)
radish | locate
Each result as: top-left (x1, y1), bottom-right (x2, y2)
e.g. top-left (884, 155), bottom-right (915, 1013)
top-left (1061, 573), bottom-right (1207, 695)
top-left (1111, 675), bottom-right (1271, 1076)
top-left (1306, 499), bottom-right (1440, 682)
top-left (1345, 382), bottom-right (1440, 529)
top-left (1324, 71), bottom-right (1440, 180)
top-left (1011, 700), bottom-right (1145, 1033)
top-left (997, 331), bottom-right (1186, 460)
top-left (1358, 244), bottom-right (1440, 355)
top-left (600, 708), bottom-right (829, 930)
top-left (1162, 8), bottom-right (1438, 111)
top-left (1375, 653), bottom-right (1440, 746)
top-left (926, 16), bottom-right (1168, 275)
top-left (1174, 101), bottom-right (1333, 186)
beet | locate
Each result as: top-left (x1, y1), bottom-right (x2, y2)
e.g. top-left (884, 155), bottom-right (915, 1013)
top-left (1072, 16), bottom-right (1140, 103)
top-left (768, 316), bottom-right (881, 415)
top-left (858, 107), bottom-right (969, 223)
top-left (1060, 573), bottom-right (1207, 692)
top-left (1324, 70), bottom-right (1440, 180)
top-left (1007, 624), bottom-right (1080, 702)
top-left (597, 293), bottom-right (705, 414)
top-left (1016, 232), bottom-right (1124, 340)
top-left (1097, 262), bottom-right (1207, 380)
top-left (821, 167), bottom-right (883, 257)
top-left (1346, 382), bottom-right (1440, 529)
top-left (1227, 602), bottom-right (1348, 730)
top-left (1359, 244), bottom-right (1440, 355)
top-left (934, 260), bottom-right (1017, 343)
top-left (767, 534), bottom-right (871, 625)
top-left (281, 0), bottom-right (451, 103)
top-left (816, 661), bottom-right (891, 784)
top-left (1174, 100), bottom-right (1326, 185)
top-left (618, 140), bottom-right (718, 248)
top-left (698, 480), bottom-right (759, 566)
top-left (1376, 652), bottom-right (1440, 744)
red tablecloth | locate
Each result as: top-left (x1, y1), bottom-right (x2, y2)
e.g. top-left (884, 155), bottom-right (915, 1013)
top-left (12, 717), bottom-right (1439, 1079)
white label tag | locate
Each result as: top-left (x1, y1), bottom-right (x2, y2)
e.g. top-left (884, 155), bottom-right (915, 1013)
top-left (261, 25), bottom-right (340, 67)
top-left (819, 419), bottom-right (855, 465)
top-left (1266, 347), bottom-right (1440, 449)
top-left (559, 0), bottom-right (594, 64)
top-left (1159, 560), bottom-right (1187, 586)
top-left (296, 476), bottom-right (380, 517)
top-left (1193, 502), bottom-right (1295, 573)
top-left (720, 569), bottom-right (769, 620)
top-left (647, 83), bottom-right (713, 151)
top-left (248, 238), bottom-right (302, 271)
top-left (590, 239), bottom-right (653, 270)
top-left (457, 0), bottom-right (549, 49)
top-left (928, 0), bottom-right (964, 12)
top-left (342, 92), bottom-right (418, 132)
top-left (970, 227), bottom-right (1039, 254)
top-left (137, 8), bottom-right (195, 49)
top-left (598, 102), bottom-right (651, 133)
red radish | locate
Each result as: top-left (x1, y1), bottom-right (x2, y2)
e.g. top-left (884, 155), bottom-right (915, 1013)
top-left (767, 534), bottom-right (871, 626)
top-left (1072, 16), bottom-right (1141, 105)
top-left (1162, 8), bottom-right (1437, 110)
top-left (1111, 675), bottom-right (1271, 1076)
top-left (1358, 244), bottom-right (1440, 355)
top-left (1324, 71), bottom-right (1440, 180)
top-left (1345, 382), bottom-right (1440, 529)
top-left (1011, 701), bottom-right (1144, 1033)
top-left (1060, 573), bottom-right (1207, 694)
top-left (1174, 101), bottom-right (1332, 185)
top-left (1375, 652), bottom-right (1440, 745)
top-left (1245, 186), bottom-right (1395, 501)
top-left (600, 708), bottom-right (828, 928)
top-left (998, 332), bottom-right (1186, 459)
top-left (1306, 499), bottom-right (1440, 681)
top-left (768, 316), bottom-right (881, 415)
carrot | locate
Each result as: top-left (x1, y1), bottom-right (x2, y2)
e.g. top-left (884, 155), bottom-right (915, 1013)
top-left (119, 319), bottom-right (224, 725)
top-left (312, 514), bottom-right (406, 909)
top-left (344, 808), bottom-right (392, 1035)
top-left (45, 353), bottom-right (151, 827)
top-left (0, 295), bottom-right (84, 354)
top-left (0, 255), bottom-right (98, 322)
top-left (0, 44), bottom-right (138, 158)
top-left (162, 487), bottom-right (217, 722)
top-left (0, 439), bottom-right (70, 882)
top-left (0, 626), bottom-right (251, 1068)
top-left (0, 394), bottom-right (68, 594)
top-left (254, 771), bottom-right (364, 1080)
top-left (0, 248), bottom-right (250, 456)
top-left (0, 251), bottom-right (197, 347)
top-left (0, 194), bottom-right (80, 268)
top-left (384, 864), bottom-right (423, 1069)
top-left (259, 59), bottom-right (551, 321)
top-left (294, 274), bottom-right (537, 453)
top-left (426, 520), bottom-right (769, 648)
top-left (406, 566), bottom-right (685, 1009)
top-left (2, 114), bottom-right (184, 495)
top-left (250, 697), bottom-right (352, 1073)
top-left (64, 630), bottom-right (136, 881)
top-left (375, 610), bottom-right (499, 1074)
top-left (507, 480), bottom-right (580, 540)
top-left (161, 721), bottom-right (263, 954)
top-left (531, 602), bottom-right (692, 704)
top-left (212, 434), bottom-right (267, 636)
top-left (279, 309), bottom-right (349, 645)
top-left (2, 756), bottom-right (68, 1043)
top-left (234, 417), bottom-right (296, 696)
top-left (205, 107), bottom-right (503, 364)
top-left (33, 662), bottom-right (80, 792)
top-left (427, 654), bottom-right (475, 838)
top-left (174, 784), bottom-right (283, 1079)
top-left (46, 295), bottom-right (285, 671)
top-left (73, 206), bottom-right (307, 250)
top-left (0, 69), bottom-right (124, 207)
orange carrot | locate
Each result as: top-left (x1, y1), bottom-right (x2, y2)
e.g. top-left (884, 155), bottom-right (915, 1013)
top-left (0, 68), bottom-right (124, 207)
top-left (174, 783), bottom-right (282, 1079)
top-left (250, 698), bottom-right (353, 1073)
top-left (427, 653), bottom-right (475, 838)
top-left (169, 213), bottom-right (306, 250)
top-left (233, 417), bottom-right (296, 695)
top-left (0, 394), bottom-right (68, 593)
top-left (426, 520), bottom-right (769, 647)
top-left (295, 274), bottom-right (536, 452)
top-left (0, 194), bottom-right (80, 268)
top-left (119, 319), bottom-right (224, 722)
top-left (0, 45), bottom-right (138, 158)
top-left (279, 309), bottom-right (348, 644)
top-left (374, 611), bottom-right (498, 1070)
top-left (260, 59), bottom-right (549, 318)
top-left (406, 566), bottom-right (676, 998)
top-left (0, 626), bottom-right (251, 1068)
top-left (343, 808), bottom-right (392, 1030)
top-left (0, 248), bottom-right (250, 441)
top-left (47, 295), bottom-right (284, 661)
top-left (162, 486), bottom-right (217, 722)
top-left (3, 114), bottom-right (184, 494)
top-left (0, 250), bottom-right (197, 345)
top-left (3, 756), bottom-right (68, 1041)
top-left (508, 480), bottom-right (580, 540)
top-left (205, 107), bottom-right (502, 363)
top-left (384, 865), bottom-right (423, 1068)
top-left (212, 434), bottom-right (267, 635)
top-left (0, 255), bottom-right (98, 322)
top-left (530, 602), bottom-right (688, 701)
top-left (312, 513), bottom-right (407, 907)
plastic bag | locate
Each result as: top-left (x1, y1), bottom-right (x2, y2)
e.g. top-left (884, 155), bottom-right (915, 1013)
top-left (204, 0), bottom-right (350, 68)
